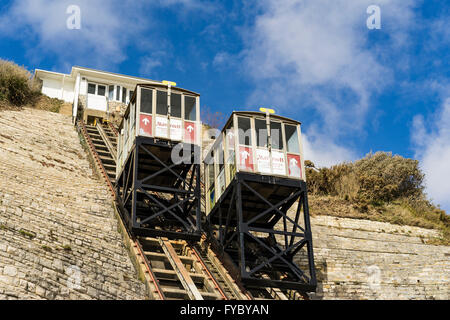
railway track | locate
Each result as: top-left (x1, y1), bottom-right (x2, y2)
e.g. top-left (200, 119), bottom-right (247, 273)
top-left (77, 120), bottom-right (306, 301)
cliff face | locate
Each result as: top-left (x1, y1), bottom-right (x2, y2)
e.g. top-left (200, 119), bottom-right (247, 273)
top-left (0, 108), bottom-right (147, 300)
top-left (305, 216), bottom-right (449, 300)
top-left (0, 107), bottom-right (448, 300)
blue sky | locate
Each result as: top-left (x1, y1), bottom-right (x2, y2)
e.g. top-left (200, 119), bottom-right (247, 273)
top-left (0, 0), bottom-right (449, 211)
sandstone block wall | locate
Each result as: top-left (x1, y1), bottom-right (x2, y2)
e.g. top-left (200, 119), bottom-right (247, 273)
top-left (0, 108), bottom-right (147, 300)
top-left (295, 215), bottom-right (449, 300)
top-left (0, 107), bottom-right (448, 300)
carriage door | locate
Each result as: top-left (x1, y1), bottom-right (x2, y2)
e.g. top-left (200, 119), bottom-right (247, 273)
top-left (155, 90), bottom-right (169, 138)
top-left (255, 118), bottom-right (271, 174)
top-left (270, 120), bottom-right (287, 176)
top-left (285, 124), bottom-right (302, 179)
top-left (184, 96), bottom-right (197, 144)
top-left (237, 117), bottom-right (254, 172)
top-left (169, 92), bottom-right (182, 141)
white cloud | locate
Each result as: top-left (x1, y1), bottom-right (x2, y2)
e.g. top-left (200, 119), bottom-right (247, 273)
top-left (140, 53), bottom-right (165, 77)
top-left (302, 133), bottom-right (357, 168)
top-left (0, 0), bottom-right (217, 70)
top-left (0, 0), bottom-right (151, 69)
top-left (212, 51), bottom-right (240, 70)
top-left (156, 0), bottom-right (217, 12)
top-left (412, 98), bottom-right (450, 212)
top-left (239, 0), bottom-right (416, 166)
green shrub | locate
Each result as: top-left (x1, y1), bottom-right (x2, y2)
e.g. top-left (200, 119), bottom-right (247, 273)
top-left (306, 151), bottom-right (449, 243)
top-left (0, 59), bottom-right (41, 107)
top-left (306, 152), bottom-right (425, 205)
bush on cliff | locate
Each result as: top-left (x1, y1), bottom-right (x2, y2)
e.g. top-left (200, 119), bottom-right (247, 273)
top-left (306, 152), bottom-right (449, 244)
top-left (306, 152), bottom-right (425, 204)
top-left (0, 59), bottom-right (41, 107)
top-left (0, 59), bottom-right (65, 112)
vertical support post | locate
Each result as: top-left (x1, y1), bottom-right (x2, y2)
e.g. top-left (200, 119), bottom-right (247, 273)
top-left (131, 142), bottom-right (139, 229)
top-left (218, 204), bottom-right (223, 244)
top-left (235, 179), bottom-right (246, 278)
top-left (72, 73), bottom-right (81, 124)
top-left (302, 186), bottom-right (316, 287)
top-left (195, 163), bottom-right (201, 234)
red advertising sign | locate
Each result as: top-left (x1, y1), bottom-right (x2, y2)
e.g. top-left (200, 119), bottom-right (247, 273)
top-left (184, 121), bottom-right (196, 143)
top-left (239, 146), bottom-right (254, 172)
top-left (287, 154), bottom-right (302, 179)
top-left (139, 114), bottom-right (152, 136)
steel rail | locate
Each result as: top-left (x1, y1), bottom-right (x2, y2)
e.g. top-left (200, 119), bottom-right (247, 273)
top-left (78, 120), bottom-right (116, 198)
top-left (189, 245), bottom-right (228, 300)
top-left (79, 119), bottom-right (300, 301)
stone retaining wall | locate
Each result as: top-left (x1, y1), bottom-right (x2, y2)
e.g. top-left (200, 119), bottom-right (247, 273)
top-left (0, 108), bottom-right (147, 300)
top-left (0, 107), bottom-right (448, 300)
top-left (295, 215), bottom-right (449, 300)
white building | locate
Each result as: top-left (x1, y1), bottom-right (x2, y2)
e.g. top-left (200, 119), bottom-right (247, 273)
top-left (34, 66), bottom-right (162, 123)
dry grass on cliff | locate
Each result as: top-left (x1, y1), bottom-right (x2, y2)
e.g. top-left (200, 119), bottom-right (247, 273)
top-left (0, 59), bottom-right (64, 113)
top-left (306, 152), bottom-right (450, 245)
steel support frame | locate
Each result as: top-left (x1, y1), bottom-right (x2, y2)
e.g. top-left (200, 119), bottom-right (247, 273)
top-left (116, 136), bottom-right (202, 241)
top-left (208, 172), bottom-right (317, 292)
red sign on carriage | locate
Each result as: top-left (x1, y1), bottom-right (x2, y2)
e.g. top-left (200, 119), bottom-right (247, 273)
top-left (287, 154), bottom-right (302, 179)
top-left (239, 146), bottom-right (254, 172)
top-left (139, 114), bottom-right (152, 136)
top-left (184, 121), bottom-right (196, 143)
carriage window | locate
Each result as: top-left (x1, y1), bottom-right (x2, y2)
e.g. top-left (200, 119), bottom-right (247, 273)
top-left (255, 119), bottom-right (268, 148)
top-left (97, 85), bottom-right (106, 96)
top-left (217, 142), bottom-right (224, 172)
top-left (225, 123), bottom-right (235, 149)
top-left (88, 83), bottom-right (96, 94)
top-left (108, 85), bottom-right (114, 100)
top-left (140, 88), bottom-right (153, 114)
top-left (270, 121), bottom-right (283, 150)
top-left (208, 163), bottom-right (215, 189)
top-left (238, 117), bottom-right (252, 146)
top-left (285, 124), bottom-right (300, 153)
top-left (122, 87), bottom-right (127, 103)
top-left (156, 91), bottom-right (168, 115)
top-left (171, 93), bottom-right (182, 118)
top-left (185, 96), bottom-right (196, 121)
top-left (130, 103), bottom-right (136, 129)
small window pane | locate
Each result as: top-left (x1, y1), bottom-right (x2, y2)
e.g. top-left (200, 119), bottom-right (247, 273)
top-left (171, 93), bottom-right (181, 118)
top-left (270, 121), bottom-right (283, 150)
top-left (129, 90), bottom-right (134, 101)
top-left (225, 123), bottom-right (235, 150)
top-left (130, 103), bottom-right (135, 128)
top-left (156, 91), bottom-right (168, 115)
top-left (116, 86), bottom-right (120, 101)
top-left (140, 88), bottom-right (153, 114)
top-left (122, 87), bottom-right (127, 103)
top-left (208, 163), bottom-right (215, 189)
top-left (285, 125), bottom-right (300, 153)
top-left (255, 119), bottom-right (268, 148)
top-left (108, 85), bottom-right (114, 100)
top-left (185, 96), bottom-right (196, 121)
top-left (237, 117), bottom-right (252, 146)
top-left (88, 83), bottom-right (96, 94)
top-left (98, 85), bottom-right (106, 96)
top-left (217, 142), bottom-right (224, 172)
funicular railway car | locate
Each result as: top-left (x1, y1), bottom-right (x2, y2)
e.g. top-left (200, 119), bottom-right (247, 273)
top-left (204, 110), bottom-right (317, 292)
top-left (115, 82), bottom-right (202, 241)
